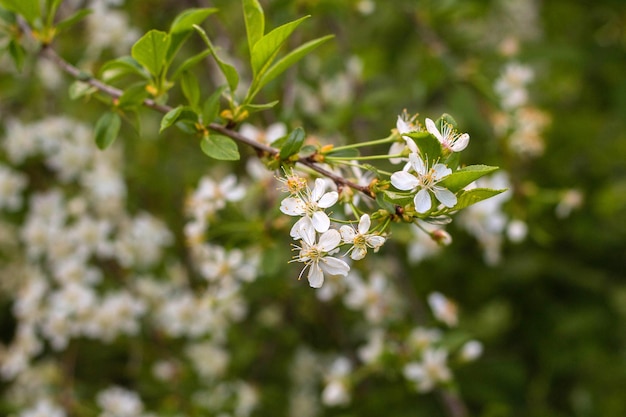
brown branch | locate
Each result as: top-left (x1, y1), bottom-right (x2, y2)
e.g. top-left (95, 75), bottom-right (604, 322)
top-left (30, 20), bottom-right (375, 199)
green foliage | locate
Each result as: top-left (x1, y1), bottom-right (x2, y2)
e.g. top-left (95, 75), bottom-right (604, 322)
top-left (201, 133), bottom-right (240, 160)
top-left (131, 30), bottom-right (170, 78)
top-left (94, 111), bottom-right (121, 149)
top-left (279, 127), bottom-right (305, 160)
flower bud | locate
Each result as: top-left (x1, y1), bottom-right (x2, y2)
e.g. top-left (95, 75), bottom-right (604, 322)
top-left (430, 229), bottom-right (452, 246)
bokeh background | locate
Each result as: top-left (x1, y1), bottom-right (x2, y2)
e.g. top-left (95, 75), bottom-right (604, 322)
top-left (1, 0), bottom-right (625, 416)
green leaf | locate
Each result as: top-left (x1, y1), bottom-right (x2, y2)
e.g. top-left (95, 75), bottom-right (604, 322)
top-left (55, 9), bottom-right (92, 32)
top-left (202, 86), bottom-right (227, 124)
top-left (171, 50), bottom-right (211, 80)
top-left (443, 150), bottom-right (461, 171)
top-left (382, 190), bottom-right (414, 207)
top-left (251, 16), bottom-right (309, 78)
top-left (7, 39), bottom-right (25, 70)
top-left (160, 106), bottom-right (184, 133)
top-left (325, 148), bottom-right (360, 158)
top-left (279, 127), bottom-right (305, 160)
top-left (180, 71), bottom-right (200, 110)
top-left (436, 113), bottom-right (458, 130)
top-left (68, 81), bottom-right (96, 100)
top-left (193, 25), bottom-right (239, 93)
top-left (99, 56), bottom-right (149, 82)
top-left (201, 134), bottom-right (240, 161)
top-left (241, 101), bottom-right (279, 113)
top-left (376, 192), bottom-right (397, 213)
top-left (44, 0), bottom-right (63, 28)
top-left (438, 165), bottom-right (500, 193)
top-left (167, 8), bottom-right (217, 63)
top-left (117, 82), bottom-right (149, 110)
top-left (243, 0), bottom-right (264, 50)
top-left (452, 188), bottom-right (506, 211)
top-left (94, 112), bottom-right (121, 150)
top-left (131, 30), bottom-right (170, 77)
top-left (406, 131), bottom-right (442, 164)
top-left (252, 35), bottom-right (333, 99)
top-left (0, 0), bottom-right (40, 24)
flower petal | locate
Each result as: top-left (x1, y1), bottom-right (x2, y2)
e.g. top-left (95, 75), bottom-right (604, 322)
top-left (358, 214), bottom-right (371, 235)
top-left (317, 191), bottom-right (338, 208)
top-left (321, 256), bottom-right (350, 276)
top-left (432, 163), bottom-right (452, 181)
top-left (409, 152), bottom-right (426, 175)
top-left (340, 225), bottom-right (356, 243)
top-left (307, 263), bottom-right (324, 288)
top-left (366, 235), bottom-right (386, 249)
top-left (312, 211), bottom-right (331, 233)
top-left (391, 171), bottom-right (419, 190)
top-left (311, 178), bottom-right (326, 202)
top-left (293, 217), bottom-right (316, 244)
top-left (414, 189), bottom-right (432, 213)
top-left (425, 118), bottom-right (442, 141)
top-left (450, 133), bottom-right (469, 152)
top-left (433, 187), bottom-right (457, 208)
top-left (318, 229), bottom-right (341, 251)
top-left (280, 197), bottom-right (305, 216)
top-left (350, 246), bottom-right (367, 260)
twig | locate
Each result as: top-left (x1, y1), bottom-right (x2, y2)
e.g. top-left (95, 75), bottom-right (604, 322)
top-left (34, 31), bottom-right (374, 198)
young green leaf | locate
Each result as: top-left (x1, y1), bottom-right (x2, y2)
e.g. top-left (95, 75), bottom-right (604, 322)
top-left (279, 127), bottom-right (305, 160)
top-left (7, 39), bottom-right (25, 70)
top-left (167, 8), bottom-right (217, 64)
top-left (160, 106), bottom-right (184, 133)
top-left (68, 81), bottom-right (96, 100)
top-left (452, 188), bottom-right (506, 211)
top-left (131, 30), bottom-right (170, 78)
top-left (202, 86), bottom-right (227, 124)
top-left (438, 165), bottom-right (500, 193)
top-left (251, 16), bottom-right (309, 78)
top-left (99, 56), bottom-right (149, 82)
top-left (193, 25), bottom-right (239, 93)
top-left (180, 71), bottom-right (201, 110)
top-left (55, 8), bottom-right (92, 33)
top-left (201, 134), bottom-right (240, 161)
top-left (406, 131), bottom-right (443, 164)
top-left (0, 0), bottom-right (40, 25)
top-left (241, 101), bottom-right (279, 114)
top-left (243, 0), bottom-right (264, 51)
top-left (94, 112), bottom-right (121, 150)
top-left (117, 82), bottom-right (150, 110)
top-left (171, 50), bottom-right (211, 80)
top-left (253, 35), bottom-right (333, 96)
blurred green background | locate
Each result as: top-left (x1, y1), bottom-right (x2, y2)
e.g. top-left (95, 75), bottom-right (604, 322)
top-left (2, 0), bottom-right (626, 416)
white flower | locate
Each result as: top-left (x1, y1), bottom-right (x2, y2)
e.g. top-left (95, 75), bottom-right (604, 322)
top-left (339, 214), bottom-right (385, 260)
top-left (18, 398), bottom-right (66, 417)
top-left (403, 348), bottom-right (452, 392)
top-left (459, 340), bottom-right (483, 362)
top-left (281, 178), bottom-right (338, 236)
top-left (389, 113), bottom-right (419, 164)
top-left (390, 153), bottom-right (456, 213)
top-left (425, 118), bottom-right (470, 152)
top-left (96, 386), bottom-right (144, 417)
top-left (292, 224), bottom-right (350, 288)
top-left (427, 292), bottom-right (458, 327)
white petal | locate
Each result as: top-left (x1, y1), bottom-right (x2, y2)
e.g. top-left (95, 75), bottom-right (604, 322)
top-left (366, 235), bottom-right (386, 249)
top-left (307, 263), bottom-right (324, 288)
top-left (433, 187), bottom-right (457, 208)
top-left (396, 115), bottom-right (410, 134)
top-left (350, 246), bottom-right (367, 260)
top-left (318, 229), bottom-right (341, 251)
top-left (388, 141), bottom-right (405, 164)
top-left (405, 137), bottom-right (418, 153)
top-left (432, 163), bottom-right (452, 181)
top-left (425, 118), bottom-right (442, 141)
top-left (450, 133), bottom-right (469, 152)
top-left (317, 191), bottom-right (338, 208)
top-left (409, 152), bottom-right (426, 175)
top-left (296, 217), bottom-right (316, 245)
top-left (280, 197), bottom-right (305, 216)
top-left (403, 362), bottom-right (426, 382)
top-left (340, 226), bottom-right (356, 243)
top-left (358, 214), bottom-right (371, 235)
top-left (414, 189), bottom-right (432, 213)
top-left (391, 171), bottom-right (419, 190)
top-left (312, 211), bottom-right (331, 233)
top-left (311, 178), bottom-right (326, 202)
top-left (321, 256), bottom-right (350, 276)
